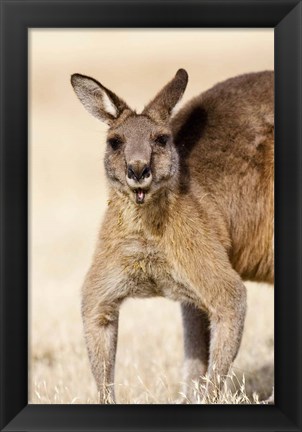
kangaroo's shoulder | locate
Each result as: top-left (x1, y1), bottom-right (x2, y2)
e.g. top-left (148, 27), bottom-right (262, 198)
top-left (171, 71), bottom-right (274, 147)
top-left (173, 71), bottom-right (273, 121)
top-left (200, 70), bottom-right (274, 106)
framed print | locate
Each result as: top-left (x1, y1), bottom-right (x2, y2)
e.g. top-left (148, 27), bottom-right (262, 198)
top-left (0, 0), bottom-right (301, 431)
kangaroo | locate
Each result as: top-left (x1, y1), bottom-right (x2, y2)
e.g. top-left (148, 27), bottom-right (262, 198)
top-left (71, 69), bottom-right (274, 404)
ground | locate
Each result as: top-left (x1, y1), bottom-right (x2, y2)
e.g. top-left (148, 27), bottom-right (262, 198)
top-left (30, 281), bottom-right (273, 404)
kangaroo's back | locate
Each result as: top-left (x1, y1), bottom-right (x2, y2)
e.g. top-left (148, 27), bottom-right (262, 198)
top-left (172, 71), bottom-right (274, 282)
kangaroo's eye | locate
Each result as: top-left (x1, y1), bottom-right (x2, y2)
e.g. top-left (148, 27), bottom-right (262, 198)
top-left (107, 136), bottom-right (123, 150)
top-left (154, 134), bottom-right (170, 146)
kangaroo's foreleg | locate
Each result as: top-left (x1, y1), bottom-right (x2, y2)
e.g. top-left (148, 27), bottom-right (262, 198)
top-left (82, 303), bottom-right (119, 403)
top-left (205, 279), bottom-right (247, 401)
top-left (81, 261), bottom-right (129, 404)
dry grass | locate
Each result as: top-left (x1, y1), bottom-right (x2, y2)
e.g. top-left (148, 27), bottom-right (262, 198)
top-left (29, 29), bottom-right (274, 404)
top-left (30, 283), bottom-right (274, 404)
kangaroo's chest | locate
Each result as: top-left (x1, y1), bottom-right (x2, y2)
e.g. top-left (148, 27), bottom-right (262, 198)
top-left (120, 236), bottom-right (190, 301)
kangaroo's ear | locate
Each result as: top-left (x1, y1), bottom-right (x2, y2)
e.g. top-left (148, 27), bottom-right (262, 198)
top-left (143, 69), bottom-right (188, 123)
top-left (71, 73), bottom-right (130, 125)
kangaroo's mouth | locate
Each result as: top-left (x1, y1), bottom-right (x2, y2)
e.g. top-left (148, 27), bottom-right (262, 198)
top-left (126, 172), bottom-right (152, 204)
top-left (134, 188), bottom-right (146, 204)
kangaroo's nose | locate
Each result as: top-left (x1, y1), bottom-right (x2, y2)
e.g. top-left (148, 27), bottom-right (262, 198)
top-left (127, 161), bottom-right (150, 181)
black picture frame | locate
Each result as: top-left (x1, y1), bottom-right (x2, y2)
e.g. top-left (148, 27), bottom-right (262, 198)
top-left (0, 0), bottom-right (301, 431)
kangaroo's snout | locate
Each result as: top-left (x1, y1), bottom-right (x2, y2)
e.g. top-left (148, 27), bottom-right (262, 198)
top-left (127, 161), bottom-right (151, 182)
top-left (126, 159), bottom-right (153, 204)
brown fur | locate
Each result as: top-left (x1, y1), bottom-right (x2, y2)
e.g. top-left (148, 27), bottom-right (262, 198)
top-left (71, 69), bottom-right (274, 403)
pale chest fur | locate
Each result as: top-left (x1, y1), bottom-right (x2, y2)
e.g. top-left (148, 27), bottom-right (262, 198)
top-left (118, 236), bottom-right (209, 308)
top-left (119, 236), bottom-right (177, 297)
top-left (102, 199), bottom-right (183, 301)
top-left (102, 196), bottom-right (229, 307)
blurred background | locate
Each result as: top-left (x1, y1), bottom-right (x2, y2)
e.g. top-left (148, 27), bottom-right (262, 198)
top-left (29, 29), bottom-right (274, 404)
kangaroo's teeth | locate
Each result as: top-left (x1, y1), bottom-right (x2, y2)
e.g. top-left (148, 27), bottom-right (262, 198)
top-left (135, 188), bottom-right (145, 204)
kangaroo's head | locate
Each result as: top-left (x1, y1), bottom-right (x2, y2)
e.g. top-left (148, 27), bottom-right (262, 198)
top-left (71, 69), bottom-right (188, 205)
